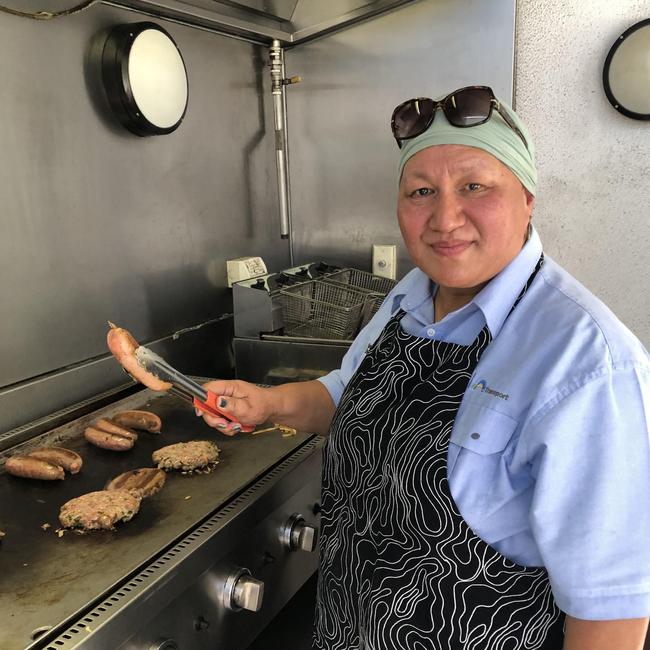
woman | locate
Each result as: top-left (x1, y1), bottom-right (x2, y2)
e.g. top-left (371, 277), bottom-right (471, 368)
top-left (202, 86), bottom-right (650, 650)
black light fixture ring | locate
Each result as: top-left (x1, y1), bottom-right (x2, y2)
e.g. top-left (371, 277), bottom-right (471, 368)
top-left (602, 18), bottom-right (650, 121)
top-left (102, 21), bottom-right (189, 136)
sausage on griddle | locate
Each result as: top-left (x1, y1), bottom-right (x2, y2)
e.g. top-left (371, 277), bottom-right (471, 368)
top-left (111, 410), bottom-right (161, 434)
top-left (93, 418), bottom-right (138, 441)
top-left (107, 324), bottom-right (171, 392)
top-left (105, 468), bottom-right (166, 498)
top-left (84, 417), bottom-right (138, 451)
top-left (28, 447), bottom-right (82, 474)
top-left (5, 456), bottom-right (65, 480)
top-left (84, 427), bottom-right (135, 451)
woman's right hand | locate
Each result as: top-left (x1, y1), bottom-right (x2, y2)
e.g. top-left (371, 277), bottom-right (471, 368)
top-left (199, 379), bottom-right (274, 435)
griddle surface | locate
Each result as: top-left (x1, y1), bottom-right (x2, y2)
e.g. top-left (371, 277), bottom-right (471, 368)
top-left (0, 389), bottom-right (312, 650)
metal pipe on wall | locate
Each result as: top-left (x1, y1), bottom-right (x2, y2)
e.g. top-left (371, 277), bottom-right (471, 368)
top-left (280, 45), bottom-right (294, 258)
top-left (269, 39), bottom-right (299, 263)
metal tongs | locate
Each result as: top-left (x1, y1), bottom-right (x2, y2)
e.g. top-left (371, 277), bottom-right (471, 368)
top-left (134, 346), bottom-right (254, 433)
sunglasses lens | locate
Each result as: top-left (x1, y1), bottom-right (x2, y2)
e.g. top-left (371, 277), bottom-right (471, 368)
top-left (392, 98), bottom-right (435, 140)
top-left (445, 87), bottom-right (492, 126)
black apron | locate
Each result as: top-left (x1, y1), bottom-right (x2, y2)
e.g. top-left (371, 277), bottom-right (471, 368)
top-left (313, 257), bottom-right (565, 650)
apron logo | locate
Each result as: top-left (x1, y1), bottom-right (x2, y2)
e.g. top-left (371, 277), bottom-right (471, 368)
top-left (471, 379), bottom-right (510, 401)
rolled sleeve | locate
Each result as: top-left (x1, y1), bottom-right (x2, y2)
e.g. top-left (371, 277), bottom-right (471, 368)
top-left (317, 368), bottom-right (347, 406)
top-left (526, 364), bottom-right (650, 619)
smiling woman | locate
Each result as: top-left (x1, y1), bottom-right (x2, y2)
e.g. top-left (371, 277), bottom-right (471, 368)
top-left (196, 86), bottom-right (650, 650)
top-left (397, 144), bottom-right (534, 315)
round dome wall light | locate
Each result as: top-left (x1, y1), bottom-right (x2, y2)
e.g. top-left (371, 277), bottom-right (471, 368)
top-left (603, 18), bottom-right (650, 120)
top-left (102, 22), bottom-right (189, 136)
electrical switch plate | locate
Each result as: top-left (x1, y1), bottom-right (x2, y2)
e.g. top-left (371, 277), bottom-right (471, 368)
top-left (226, 256), bottom-right (268, 287)
top-left (372, 245), bottom-right (397, 280)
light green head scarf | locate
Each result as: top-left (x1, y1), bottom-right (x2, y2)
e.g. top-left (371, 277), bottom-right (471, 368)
top-left (397, 94), bottom-right (537, 195)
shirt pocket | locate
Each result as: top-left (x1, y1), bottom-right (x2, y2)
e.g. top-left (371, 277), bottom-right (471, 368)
top-left (450, 401), bottom-right (519, 455)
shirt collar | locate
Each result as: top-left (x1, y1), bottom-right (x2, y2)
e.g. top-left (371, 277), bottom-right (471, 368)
top-left (392, 269), bottom-right (433, 316)
top-left (391, 226), bottom-right (543, 337)
top-left (473, 226), bottom-right (542, 337)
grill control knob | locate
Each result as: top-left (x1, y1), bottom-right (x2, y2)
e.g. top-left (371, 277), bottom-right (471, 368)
top-left (281, 513), bottom-right (317, 552)
top-left (148, 640), bottom-right (178, 650)
top-left (223, 568), bottom-right (264, 613)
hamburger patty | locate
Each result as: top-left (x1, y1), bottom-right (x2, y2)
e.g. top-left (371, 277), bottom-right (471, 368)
top-left (152, 440), bottom-right (220, 471)
top-left (59, 490), bottom-right (141, 531)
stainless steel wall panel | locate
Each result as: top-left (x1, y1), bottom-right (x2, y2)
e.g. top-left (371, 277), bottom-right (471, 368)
top-left (284, 0), bottom-right (516, 273)
top-left (290, 0), bottom-right (385, 27)
top-left (0, 5), bottom-right (287, 394)
top-left (288, 0), bottom-right (421, 44)
top-left (97, 0), bottom-right (421, 44)
top-left (0, 316), bottom-right (234, 435)
top-left (220, 0), bottom-right (300, 21)
top-left (104, 0), bottom-right (294, 42)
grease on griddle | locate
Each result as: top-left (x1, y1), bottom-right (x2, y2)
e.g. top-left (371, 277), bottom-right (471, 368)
top-left (252, 423), bottom-right (297, 437)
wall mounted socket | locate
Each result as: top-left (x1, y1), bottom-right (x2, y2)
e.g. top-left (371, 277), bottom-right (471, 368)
top-left (372, 244), bottom-right (397, 279)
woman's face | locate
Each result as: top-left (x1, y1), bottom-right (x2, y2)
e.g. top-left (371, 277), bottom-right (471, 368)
top-left (397, 144), bottom-right (534, 293)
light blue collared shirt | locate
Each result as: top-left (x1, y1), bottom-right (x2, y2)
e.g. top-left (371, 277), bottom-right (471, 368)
top-left (319, 228), bottom-right (650, 620)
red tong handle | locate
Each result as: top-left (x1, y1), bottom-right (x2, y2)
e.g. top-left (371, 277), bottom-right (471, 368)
top-left (193, 391), bottom-right (254, 433)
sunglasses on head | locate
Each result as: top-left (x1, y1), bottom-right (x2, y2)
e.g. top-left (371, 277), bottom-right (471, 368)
top-left (391, 85), bottom-right (529, 150)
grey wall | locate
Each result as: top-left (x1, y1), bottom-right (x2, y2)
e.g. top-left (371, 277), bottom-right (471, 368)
top-left (0, 4), bottom-right (287, 431)
top-left (285, 0), bottom-right (516, 273)
top-left (516, 0), bottom-right (649, 345)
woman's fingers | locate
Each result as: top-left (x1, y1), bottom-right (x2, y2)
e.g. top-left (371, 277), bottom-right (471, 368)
top-left (198, 410), bottom-right (242, 435)
top-left (199, 411), bottom-right (228, 427)
top-left (198, 379), bottom-right (270, 434)
top-left (216, 422), bottom-right (241, 436)
top-left (203, 379), bottom-right (247, 399)
top-left (203, 379), bottom-right (230, 396)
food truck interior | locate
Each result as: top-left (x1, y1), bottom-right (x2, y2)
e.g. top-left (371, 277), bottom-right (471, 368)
top-left (0, 0), bottom-right (648, 648)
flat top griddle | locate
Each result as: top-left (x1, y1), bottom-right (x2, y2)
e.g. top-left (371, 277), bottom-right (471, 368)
top-left (0, 388), bottom-right (313, 650)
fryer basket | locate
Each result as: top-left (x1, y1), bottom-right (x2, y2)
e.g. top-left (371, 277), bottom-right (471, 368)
top-left (321, 269), bottom-right (397, 329)
top-left (323, 268), bottom-right (397, 295)
top-left (278, 269), bottom-right (398, 340)
top-left (279, 280), bottom-right (371, 340)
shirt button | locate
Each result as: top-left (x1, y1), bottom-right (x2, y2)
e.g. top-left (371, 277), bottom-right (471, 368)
top-left (427, 328), bottom-right (435, 337)
top-left (471, 432), bottom-right (481, 440)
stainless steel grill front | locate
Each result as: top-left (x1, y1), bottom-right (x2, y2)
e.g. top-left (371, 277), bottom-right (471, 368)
top-left (0, 387), bottom-right (320, 650)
